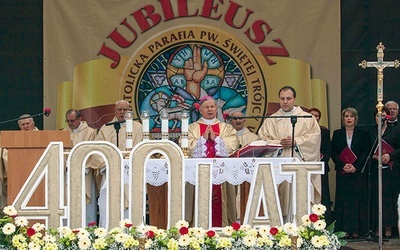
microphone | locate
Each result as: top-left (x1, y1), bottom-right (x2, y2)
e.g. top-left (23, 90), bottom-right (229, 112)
top-left (0, 108), bottom-right (52, 125)
top-left (44, 107), bottom-right (51, 117)
top-left (223, 113), bottom-right (232, 121)
top-left (382, 115), bottom-right (391, 122)
top-left (105, 120), bottom-right (126, 126)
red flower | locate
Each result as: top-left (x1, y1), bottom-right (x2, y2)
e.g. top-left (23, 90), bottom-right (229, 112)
top-left (193, 103), bottom-right (200, 110)
top-left (124, 223), bottom-right (133, 228)
top-left (231, 222), bottom-right (241, 231)
top-left (206, 230), bottom-right (216, 238)
top-left (72, 229), bottom-right (80, 233)
top-left (27, 227), bottom-right (36, 237)
top-left (146, 230), bottom-right (155, 238)
top-left (88, 221), bottom-right (97, 227)
top-left (179, 226), bottom-right (189, 235)
top-left (309, 213), bottom-right (319, 222)
top-left (269, 227), bottom-right (279, 235)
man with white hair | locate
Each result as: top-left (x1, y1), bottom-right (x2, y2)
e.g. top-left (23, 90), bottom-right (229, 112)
top-left (96, 100), bottom-right (143, 149)
top-left (17, 114), bottom-right (39, 131)
top-left (385, 101), bottom-right (399, 126)
top-left (95, 100), bottom-right (143, 227)
top-left (228, 111), bottom-right (259, 148)
top-left (0, 114), bottom-right (39, 208)
top-left (228, 110), bottom-right (259, 222)
top-left (187, 96), bottom-right (239, 227)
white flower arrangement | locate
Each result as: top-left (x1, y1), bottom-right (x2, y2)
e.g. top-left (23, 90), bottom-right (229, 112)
top-left (0, 204), bottom-right (346, 250)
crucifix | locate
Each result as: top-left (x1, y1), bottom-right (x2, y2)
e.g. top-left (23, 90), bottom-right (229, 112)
top-left (359, 42), bottom-right (399, 249)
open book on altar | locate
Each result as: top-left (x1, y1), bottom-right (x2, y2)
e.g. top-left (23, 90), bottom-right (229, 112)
top-left (374, 139), bottom-right (394, 167)
top-left (229, 140), bottom-right (283, 158)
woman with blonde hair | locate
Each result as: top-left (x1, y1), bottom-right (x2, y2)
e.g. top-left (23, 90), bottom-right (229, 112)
top-left (331, 107), bottom-right (369, 238)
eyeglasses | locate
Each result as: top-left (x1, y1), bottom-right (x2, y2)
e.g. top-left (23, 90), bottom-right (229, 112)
top-left (65, 119), bottom-right (77, 123)
top-left (231, 117), bottom-right (244, 121)
top-left (116, 108), bottom-right (130, 112)
top-left (388, 108), bottom-right (398, 111)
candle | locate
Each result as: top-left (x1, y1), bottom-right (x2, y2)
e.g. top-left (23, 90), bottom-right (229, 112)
top-left (141, 110), bottom-right (150, 133)
top-left (142, 119), bottom-right (149, 133)
top-left (161, 110), bottom-right (169, 134)
top-left (162, 119), bottom-right (168, 133)
top-left (126, 138), bottom-right (133, 149)
top-left (124, 111), bottom-right (133, 149)
top-left (181, 137), bottom-right (188, 148)
top-left (126, 119), bottom-right (133, 133)
top-left (181, 110), bottom-right (189, 133)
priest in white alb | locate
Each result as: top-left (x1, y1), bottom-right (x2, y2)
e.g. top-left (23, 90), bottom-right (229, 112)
top-left (258, 86), bottom-right (321, 220)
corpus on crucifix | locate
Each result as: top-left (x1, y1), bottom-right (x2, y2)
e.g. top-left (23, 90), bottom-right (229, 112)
top-left (359, 42), bottom-right (399, 249)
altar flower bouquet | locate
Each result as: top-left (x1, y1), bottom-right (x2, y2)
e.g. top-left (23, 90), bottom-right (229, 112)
top-left (295, 204), bottom-right (346, 250)
top-left (0, 204), bottom-right (346, 250)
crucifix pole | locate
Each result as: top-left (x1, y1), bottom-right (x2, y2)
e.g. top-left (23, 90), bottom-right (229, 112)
top-left (359, 42), bottom-right (399, 249)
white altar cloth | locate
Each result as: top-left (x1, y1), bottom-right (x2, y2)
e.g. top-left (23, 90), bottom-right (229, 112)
top-left (141, 157), bottom-right (299, 186)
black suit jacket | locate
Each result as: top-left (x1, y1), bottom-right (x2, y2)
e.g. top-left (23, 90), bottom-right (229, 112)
top-left (331, 126), bottom-right (369, 172)
top-left (320, 126), bottom-right (331, 172)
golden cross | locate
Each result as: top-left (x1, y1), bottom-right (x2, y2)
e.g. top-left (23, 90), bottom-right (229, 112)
top-left (359, 42), bottom-right (399, 110)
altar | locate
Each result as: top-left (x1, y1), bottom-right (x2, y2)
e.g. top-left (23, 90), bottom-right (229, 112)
top-left (98, 157), bottom-right (300, 228)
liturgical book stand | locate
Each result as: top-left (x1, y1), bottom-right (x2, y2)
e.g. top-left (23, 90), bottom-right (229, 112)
top-left (0, 130), bottom-right (72, 205)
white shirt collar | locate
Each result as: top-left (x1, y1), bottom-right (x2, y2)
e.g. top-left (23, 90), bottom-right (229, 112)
top-left (236, 128), bottom-right (244, 136)
top-left (72, 122), bottom-right (83, 133)
top-left (202, 118), bottom-right (216, 125)
top-left (281, 106), bottom-right (296, 115)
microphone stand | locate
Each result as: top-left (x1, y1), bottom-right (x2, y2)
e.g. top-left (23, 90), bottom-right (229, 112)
top-left (258, 115), bottom-right (313, 158)
top-left (290, 116), bottom-right (297, 158)
top-left (0, 112), bottom-right (47, 125)
top-left (360, 135), bottom-right (380, 242)
top-left (377, 112), bottom-right (384, 247)
top-left (105, 120), bottom-right (126, 148)
top-left (114, 122), bottom-right (121, 148)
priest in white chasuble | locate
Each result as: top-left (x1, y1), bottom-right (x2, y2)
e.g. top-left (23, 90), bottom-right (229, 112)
top-left (229, 111), bottom-right (260, 149)
top-left (94, 100), bottom-right (143, 227)
top-left (258, 86), bottom-right (321, 219)
top-left (187, 96), bottom-right (239, 227)
top-left (62, 108), bottom-right (98, 223)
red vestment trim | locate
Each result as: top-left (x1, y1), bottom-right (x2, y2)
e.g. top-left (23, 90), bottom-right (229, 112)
top-left (199, 123), bottom-right (222, 227)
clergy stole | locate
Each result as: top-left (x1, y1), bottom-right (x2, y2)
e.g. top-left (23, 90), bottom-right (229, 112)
top-left (200, 123), bottom-right (222, 227)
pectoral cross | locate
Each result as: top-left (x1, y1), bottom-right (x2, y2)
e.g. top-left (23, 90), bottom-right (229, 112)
top-left (359, 42), bottom-right (399, 110)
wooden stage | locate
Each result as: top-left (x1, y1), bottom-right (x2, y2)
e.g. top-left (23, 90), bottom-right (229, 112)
top-left (342, 236), bottom-right (399, 249)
